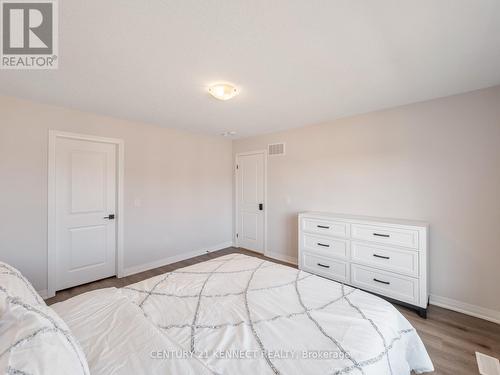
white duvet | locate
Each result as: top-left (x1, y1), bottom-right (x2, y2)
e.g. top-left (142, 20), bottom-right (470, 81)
top-left (53, 254), bottom-right (434, 375)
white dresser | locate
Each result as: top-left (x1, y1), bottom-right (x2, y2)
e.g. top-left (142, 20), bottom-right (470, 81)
top-left (298, 212), bottom-right (429, 317)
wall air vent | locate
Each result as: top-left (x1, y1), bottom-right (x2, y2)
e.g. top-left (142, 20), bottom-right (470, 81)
top-left (268, 143), bottom-right (285, 156)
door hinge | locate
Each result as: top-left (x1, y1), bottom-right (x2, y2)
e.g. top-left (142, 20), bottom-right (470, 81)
top-left (236, 233), bottom-right (239, 238)
top-left (236, 164), bottom-right (239, 170)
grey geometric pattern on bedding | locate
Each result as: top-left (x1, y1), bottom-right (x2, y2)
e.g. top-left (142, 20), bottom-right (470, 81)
top-left (6, 367), bottom-right (31, 375)
top-left (0, 264), bottom-right (44, 305)
top-left (123, 254), bottom-right (414, 375)
top-left (0, 286), bottom-right (89, 375)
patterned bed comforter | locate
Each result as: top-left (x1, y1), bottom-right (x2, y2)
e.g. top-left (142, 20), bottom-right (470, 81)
top-left (54, 253), bottom-right (434, 375)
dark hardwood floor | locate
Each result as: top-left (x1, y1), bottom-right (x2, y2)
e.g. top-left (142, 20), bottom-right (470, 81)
top-left (46, 247), bottom-right (499, 375)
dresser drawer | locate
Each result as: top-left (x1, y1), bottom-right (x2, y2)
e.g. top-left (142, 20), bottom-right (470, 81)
top-left (351, 264), bottom-right (419, 304)
top-left (302, 234), bottom-right (349, 259)
top-left (302, 218), bottom-right (349, 238)
top-left (351, 224), bottom-right (419, 249)
top-left (351, 242), bottom-right (418, 276)
top-left (301, 252), bottom-right (349, 283)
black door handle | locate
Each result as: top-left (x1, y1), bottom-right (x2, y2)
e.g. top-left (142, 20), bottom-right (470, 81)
top-left (103, 214), bottom-right (115, 220)
top-left (259, 203), bottom-right (263, 211)
top-left (373, 254), bottom-right (390, 260)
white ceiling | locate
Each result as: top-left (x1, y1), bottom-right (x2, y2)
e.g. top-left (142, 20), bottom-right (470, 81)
top-left (1, 0), bottom-right (500, 138)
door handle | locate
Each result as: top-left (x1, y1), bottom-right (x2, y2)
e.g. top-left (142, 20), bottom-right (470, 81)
top-left (259, 203), bottom-right (263, 211)
top-left (103, 214), bottom-right (115, 220)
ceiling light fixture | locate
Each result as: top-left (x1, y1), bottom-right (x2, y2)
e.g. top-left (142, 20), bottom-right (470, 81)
top-left (208, 83), bottom-right (239, 101)
top-left (220, 131), bottom-right (237, 137)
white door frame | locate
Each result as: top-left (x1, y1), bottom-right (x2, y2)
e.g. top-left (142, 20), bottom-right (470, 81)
top-left (234, 150), bottom-right (268, 255)
top-left (47, 130), bottom-right (125, 298)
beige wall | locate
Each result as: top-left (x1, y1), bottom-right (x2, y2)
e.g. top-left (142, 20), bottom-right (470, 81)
top-left (0, 96), bottom-right (233, 293)
top-left (233, 85), bottom-right (500, 314)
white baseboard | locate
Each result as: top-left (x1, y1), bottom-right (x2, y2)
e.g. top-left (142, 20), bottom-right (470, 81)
top-left (430, 294), bottom-right (500, 325)
top-left (122, 241), bottom-right (233, 277)
top-left (264, 251), bottom-right (298, 266)
top-left (37, 289), bottom-right (49, 300)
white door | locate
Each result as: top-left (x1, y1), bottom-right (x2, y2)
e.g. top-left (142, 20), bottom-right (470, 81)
top-left (237, 152), bottom-right (265, 253)
top-left (55, 137), bottom-right (117, 291)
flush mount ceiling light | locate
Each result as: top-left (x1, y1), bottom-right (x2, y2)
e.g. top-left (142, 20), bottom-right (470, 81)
top-left (208, 83), bottom-right (239, 101)
top-left (220, 131), bottom-right (237, 137)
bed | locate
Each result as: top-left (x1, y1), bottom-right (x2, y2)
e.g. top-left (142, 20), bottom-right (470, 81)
top-left (1, 254), bottom-right (434, 374)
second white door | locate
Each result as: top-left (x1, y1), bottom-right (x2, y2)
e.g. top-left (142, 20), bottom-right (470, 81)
top-left (237, 151), bottom-right (265, 253)
top-left (55, 137), bottom-right (117, 291)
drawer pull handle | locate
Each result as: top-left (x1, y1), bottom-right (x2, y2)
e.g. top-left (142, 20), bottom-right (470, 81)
top-left (317, 263), bottom-right (330, 268)
top-left (373, 278), bottom-right (390, 285)
top-left (373, 254), bottom-right (390, 260)
top-left (317, 243), bottom-right (330, 247)
top-left (317, 225), bottom-right (330, 229)
top-left (373, 233), bottom-right (390, 238)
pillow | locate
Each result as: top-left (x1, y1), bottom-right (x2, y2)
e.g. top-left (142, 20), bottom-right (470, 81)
top-left (0, 295), bottom-right (90, 375)
top-left (0, 261), bottom-right (45, 312)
